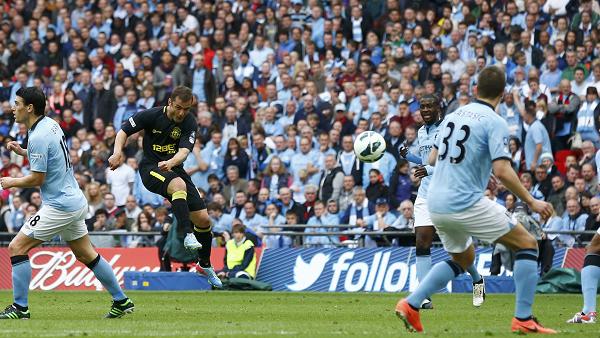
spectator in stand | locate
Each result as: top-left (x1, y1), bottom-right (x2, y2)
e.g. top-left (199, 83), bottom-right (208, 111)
top-left (207, 202), bottom-right (234, 246)
top-left (262, 156), bottom-right (292, 201)
top-left (340, 187), bottom-right (374, 228)
top-left (124, 195), bottom-right (142, 222)
top-left (583, 197), bottom-right (600, 242)
top-left (239, 201), bottom-right (267, 242)
top-left (365, 168), bottom-right (390, 202)
top-left (229, 191), bottom-right (248, 220)
top-left (548, 79), bottom-right (581, 151)
top-left (389, 159), bottom-right (412, 209)
top-left (84, 182), bottom-right (103, 217)
top-left (223, 166), bottom-right (248, 207)
top-left (558, 199), bottom-right (589, 247)
top-left (301, 184), bottom-right (318, 222)
top-left (575, 87), bottom-right (600, 148)
top-left (264, 203), bottom-right (290, 249)
top-left (579, 141), bottom-right (597, 169)
top-left (223, 138), bottom-right (250, 180)
top-left (102, 192), bottom-right (119, 219)
top-left (523, 99), bottom-right (552, 171)
top-left (338, 175), bottom-right (356, 213)
top-left (105, 153), bottom-right (135, 208)
top-left (318, 154), bottom-right (344, 203)
top-left (364, 198), bottom-right (398, 247)
top-left (582, 163), bottom-right (599, 195)
top-left (278, 187), bottom-right (305, 224)
top-left (218, 224), bottom-right (257, 280)
top-left (548, 175), bottom-right (568, 216)
top-left (305, 200), bottom-right (339, 247)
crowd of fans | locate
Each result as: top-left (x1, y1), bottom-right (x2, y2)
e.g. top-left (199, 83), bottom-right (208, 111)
top-left (1, 0), bottom-right (600, 250)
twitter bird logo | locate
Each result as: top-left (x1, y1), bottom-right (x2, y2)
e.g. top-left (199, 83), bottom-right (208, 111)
top-left (286, 253), bottom-right (330, 291)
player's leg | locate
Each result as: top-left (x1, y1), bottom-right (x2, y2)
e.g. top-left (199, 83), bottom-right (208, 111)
top-left (568, 233), bottom-right (600, 323)
top-left (187, 180), bottom-right (222, 288)
top-left (0, 233), bottom-right (42, 319)
top-left (166, 177), bottom-right (202, 249)
top-left (496, 224), bottom-right (556, 333)
top-left (396, 216), bottom-right (473, 333)
top-left (67, 235), bottom-right (134, 317)
top-left (64, 207), bottom-right (134, 318)
top-left (414, 225), bottom-right (434, 309)
top-left (1, 205), bottom-right (67, 319)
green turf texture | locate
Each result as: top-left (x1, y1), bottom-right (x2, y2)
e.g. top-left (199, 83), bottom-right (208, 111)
top-left (0, 291), bottom-right (596, 337)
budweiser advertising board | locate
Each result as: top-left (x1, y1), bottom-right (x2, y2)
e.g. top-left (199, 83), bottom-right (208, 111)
top-left (0, 247), bottom-right (231, 291)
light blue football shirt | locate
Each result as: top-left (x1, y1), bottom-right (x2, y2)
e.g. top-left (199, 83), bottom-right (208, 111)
top-left (27, 117), bottom-right (86, 212)
top-left (523, 119), bottom-right (552, 170)
top-left (428, 101), bottom-right (511, 214)
top-left (416, 121), bottom-right (441, 198)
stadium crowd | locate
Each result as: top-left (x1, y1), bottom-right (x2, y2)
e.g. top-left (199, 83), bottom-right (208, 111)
top-left (0, 0), bottom-right (600, 251)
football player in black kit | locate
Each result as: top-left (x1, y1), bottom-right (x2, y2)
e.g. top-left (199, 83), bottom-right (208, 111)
top-left (108, 86), bottom-right (222, 288)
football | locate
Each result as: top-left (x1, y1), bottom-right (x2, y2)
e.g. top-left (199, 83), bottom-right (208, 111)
top-left (354, 131), bottom-right (387, 163)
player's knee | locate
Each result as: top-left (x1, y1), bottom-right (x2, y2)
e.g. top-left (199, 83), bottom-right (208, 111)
top-left (415, 235), bottom-right (432, 250)
top-left (586, 243), bottom-right (600, 255)
top-left (194, 213), bottom-right (211, 228)
top-left (8, 240), bottom-right (27, 256)
top-left (415, 228), bottom-right (434, 249)
top-left (74, 250), bottom-right (97, 265)
top-left (519, 235), bottom-right (538, 251)
top-left (168, 177), bottom-right (187, 193)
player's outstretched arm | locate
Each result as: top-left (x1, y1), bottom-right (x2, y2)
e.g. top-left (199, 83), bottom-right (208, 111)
top-left (493, 159), bottom-right (553, 219)
top-left (108, 130), bottom-right (129, 170)
top-left (0, 171), bottom-right (45, 190)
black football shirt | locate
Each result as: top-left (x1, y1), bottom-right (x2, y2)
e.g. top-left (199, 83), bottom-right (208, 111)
top-left (121, 106), bottom-right (196, 167)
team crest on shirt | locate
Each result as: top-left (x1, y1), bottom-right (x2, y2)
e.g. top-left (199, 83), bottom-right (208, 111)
top-left (503, 137), bottom-right (509, 154)
top-left (170, 127), bottom-right (181, 139)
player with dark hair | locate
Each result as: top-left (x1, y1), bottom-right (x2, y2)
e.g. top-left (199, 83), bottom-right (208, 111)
top-left (567, 230), bottom-right (599, 324)
top-left (0, 87), bottom-right (133, 319)
top-left (395, 66), bottom-right (556, 333)
top-left (400, 94), bottom-right (485, 310)
top-left (108, 86), bottom-right (222, 288)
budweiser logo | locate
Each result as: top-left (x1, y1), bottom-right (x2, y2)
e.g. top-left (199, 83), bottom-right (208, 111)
top-left (29, 250), bottom-right (160, 291)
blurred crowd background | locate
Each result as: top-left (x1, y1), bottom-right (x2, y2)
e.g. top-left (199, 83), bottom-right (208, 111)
top-left (0, 0), bottom-right (599, 251)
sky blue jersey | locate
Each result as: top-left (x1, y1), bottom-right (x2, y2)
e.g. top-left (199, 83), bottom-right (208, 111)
top-left (416, 121), bottom-right (441, 198)
top-left (428, 101), bottom-right (511, 214)
top-left (27, 117), bottom-right (86, 212)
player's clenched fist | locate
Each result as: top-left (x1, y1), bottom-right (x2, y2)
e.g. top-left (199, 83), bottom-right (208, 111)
top-left (108, 153), bottom-right (124, 170)
top-left (158, 160), bottom-right (173, 172)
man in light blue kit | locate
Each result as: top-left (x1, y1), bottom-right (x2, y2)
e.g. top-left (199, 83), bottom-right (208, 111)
top-left (400, 94), bottom-right (485, 310)
top-left (395, 67), bottom-right (556, 334)
top-left (0, 87), bottom-right (133, 319)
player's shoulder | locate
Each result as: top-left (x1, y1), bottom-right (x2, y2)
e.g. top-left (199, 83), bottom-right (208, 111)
top-left (30, 117), bottom-right (59, 140)
top-left (183, 111), bottom-right (198, 125)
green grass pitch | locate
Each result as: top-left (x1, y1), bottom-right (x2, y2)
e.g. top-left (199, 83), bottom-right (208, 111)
top-left (0, 291), bottom-right (596, 337)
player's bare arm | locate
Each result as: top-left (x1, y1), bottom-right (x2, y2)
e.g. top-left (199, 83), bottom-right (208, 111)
top-left (0, 171), bottom-right (45, 189)
top-left (428, 147), bottom-right (438, 166)
top-left (108, 130), bottom-right (129, 170)
top-left (158, 148), bottom-right (190, 172)
top-left (492, 158), bottom-right (553, 219)
top-left (6, 140), bottom-right (27, 157)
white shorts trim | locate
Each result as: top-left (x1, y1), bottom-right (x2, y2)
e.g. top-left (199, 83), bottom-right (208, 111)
top-left (20, 205), bottom-right (88, 242)
top-left (430, 198), bottom-right (513, 253)
top-left (414, 196), bottom-right (433, 228)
